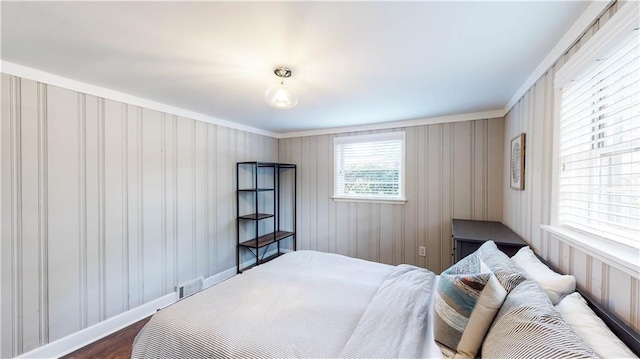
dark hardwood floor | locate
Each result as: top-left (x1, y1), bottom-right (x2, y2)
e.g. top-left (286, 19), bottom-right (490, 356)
top-left (62, 316), bottom-right (151, 359)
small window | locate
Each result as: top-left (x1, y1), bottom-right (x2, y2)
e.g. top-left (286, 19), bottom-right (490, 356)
top-left (333, 132), bottom-right (405, 202)
top-left (557, 29), bottom-right (639, 248)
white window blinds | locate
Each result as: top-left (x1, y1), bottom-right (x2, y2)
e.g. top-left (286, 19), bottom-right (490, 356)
top-left (558, 29), bottom-right (639, 248)
top-left (334, 132), bottom-right (405, 200)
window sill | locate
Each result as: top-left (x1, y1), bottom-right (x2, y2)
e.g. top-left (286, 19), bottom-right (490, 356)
top-left (541, 225), bottom-right (639, 278)
top-left (331, 196), bottom-right (407, 204)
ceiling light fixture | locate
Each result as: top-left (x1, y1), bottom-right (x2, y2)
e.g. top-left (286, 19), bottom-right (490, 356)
top-left (265, 66), bottom-right (298, 109)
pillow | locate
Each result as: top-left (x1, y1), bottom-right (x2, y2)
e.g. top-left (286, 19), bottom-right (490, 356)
top-left (477, 240), bottom-right (527, 292)
top-left (512, 246), bottom-right (576, 304)
top-left (482, 280), bottom-right (601, 359)
top-left (557, 292), bottom-right (636, 358)
top-left (434, 251), bottom-right (507, 359)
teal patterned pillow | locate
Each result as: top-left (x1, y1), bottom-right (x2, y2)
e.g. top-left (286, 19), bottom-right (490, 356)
top-left (435, 253), bottom-right (489, 351)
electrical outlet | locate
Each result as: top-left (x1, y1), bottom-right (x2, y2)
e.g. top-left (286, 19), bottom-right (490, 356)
top-left (419, 246), bottom-right (426, 257)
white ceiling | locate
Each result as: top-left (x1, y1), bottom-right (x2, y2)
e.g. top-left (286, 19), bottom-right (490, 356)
top-left (1, 1), bottom-right (590, 134)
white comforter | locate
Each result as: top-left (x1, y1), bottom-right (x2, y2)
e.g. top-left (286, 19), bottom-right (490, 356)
top-left (131, 250), bottom-right (440, 358)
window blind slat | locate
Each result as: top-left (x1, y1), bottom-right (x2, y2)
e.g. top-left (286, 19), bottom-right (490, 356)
top-left (562, 36), bottom-right (638, 102)
top-left (562, 53), bottom-right (639, 108)
top-left (558, 28), bottom-right (640, 248)
top-left (335, 132), bottom-right (404, 199)
top-left (560, 81), bottom-right (639, 133)
top-left (555, 197), bottom-right (639, 210)
top-left (559, 112), bottom-right (639, 151)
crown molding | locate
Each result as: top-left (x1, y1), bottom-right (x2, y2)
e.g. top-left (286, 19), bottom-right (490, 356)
top-left (274, 109), bottom-right (505, 139)
top-left (503, 0), bottom-right (613, 114)
top-left (0, 61), bottom-right (505, 140)
top-left (0, 61), bottom-right (277, 138)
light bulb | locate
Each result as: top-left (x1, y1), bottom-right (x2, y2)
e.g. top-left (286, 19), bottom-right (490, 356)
top-left (265, 83), bottom-right (298, 109)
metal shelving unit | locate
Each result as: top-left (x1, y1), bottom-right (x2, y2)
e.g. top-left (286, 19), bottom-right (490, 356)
top-left (236, 162), bottom-right (296, 273)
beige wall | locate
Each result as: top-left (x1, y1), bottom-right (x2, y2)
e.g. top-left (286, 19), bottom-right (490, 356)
top-left (502, 2), bottom-right (639, 331)
top-left (0, 74), bottom-right (278, 357)
top-left (278, 118), bottom-right (504, 274)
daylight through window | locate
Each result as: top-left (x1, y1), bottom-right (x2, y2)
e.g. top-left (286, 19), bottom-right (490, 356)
top-left (334, 132), bottom-right (405, 201)
top-left (558, 29), bottom-right (639, 248)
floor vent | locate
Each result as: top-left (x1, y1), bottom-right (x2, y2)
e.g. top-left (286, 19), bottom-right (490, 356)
top-left (177, 277), bottom-right (203, 299)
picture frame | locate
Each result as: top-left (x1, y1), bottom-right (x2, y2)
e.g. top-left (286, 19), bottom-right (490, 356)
top-left (510, 133), bottom-right (525, 190)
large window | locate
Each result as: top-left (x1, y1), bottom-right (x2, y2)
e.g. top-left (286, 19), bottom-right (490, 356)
top-left (557, 27), bottom-right (639, 248)
top-left (333, 132), bottom-right (405, 202)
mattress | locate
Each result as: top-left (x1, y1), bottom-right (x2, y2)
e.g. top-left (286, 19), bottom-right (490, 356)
top-left (131, 250), bottom-right (441, 358)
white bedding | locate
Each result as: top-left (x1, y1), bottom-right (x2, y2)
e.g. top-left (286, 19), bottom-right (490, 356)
top-left (131, 250), bottom-right (441, 358)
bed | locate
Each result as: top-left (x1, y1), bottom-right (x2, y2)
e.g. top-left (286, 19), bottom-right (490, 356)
top-left (132, 250), bottom-right (442, 358)
top-left (132, 245), bottom-right (640, 359)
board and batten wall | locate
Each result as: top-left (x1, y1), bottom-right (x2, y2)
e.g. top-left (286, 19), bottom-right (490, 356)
top-left (502, 1), bottom-right (639, 331)
top-left (278, 118), bottom-right (504, 274)
top-left (0, 73), bottom-right (278, 357)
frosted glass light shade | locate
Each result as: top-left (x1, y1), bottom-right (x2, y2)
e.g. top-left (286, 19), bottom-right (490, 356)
top-left (265, 83), bottom-right (298, 109)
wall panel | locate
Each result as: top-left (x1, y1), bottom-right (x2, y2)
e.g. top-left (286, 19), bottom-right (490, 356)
top-left (125, 105), bottom-right (141, 310)
top-left (47, 86), bottom-right (82, 342)
top-left (452, 122), bottom-right (472, 221)
top-left (206, 124), bottom-right (217, 275)
top-left (403, 127), bottom-right (418, 266)
top-left (141, 109), bottom-right (163, 302)
top-left (315, 135), bottom-right (330, 254)
top-left (194, 121), bottom-right (208, 282)
top-left (1, 74), bottom-right (17, 358)
top-left (162, 115), bottom-right (177, 295)
top-left (278, 118), bottom-right (504, 272)
top-left (175, 117), bottom-right (195, 286)
top-left (103, 99), bottom-right (126, 319)
top-left (18, 79), bottom-right (41, 352)
top-left (0, 74), bottom-right (278, 357)
top-left (214, 126), bottom-right (231, 271)
top-left (427, 125), bottom-right (443, 271)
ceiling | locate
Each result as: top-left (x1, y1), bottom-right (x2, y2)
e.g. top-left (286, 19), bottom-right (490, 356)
top-left (1, 1), bottom-right (590, 134)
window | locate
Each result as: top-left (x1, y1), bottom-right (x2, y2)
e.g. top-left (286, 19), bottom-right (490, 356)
top-left (333, 132), bottom-right (405, 202)
top-left (557, 27), bottom-right (639, 248)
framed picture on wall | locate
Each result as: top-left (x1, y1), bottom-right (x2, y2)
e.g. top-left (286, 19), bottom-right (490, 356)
top-left (510, 133), bottom-right (525, 190)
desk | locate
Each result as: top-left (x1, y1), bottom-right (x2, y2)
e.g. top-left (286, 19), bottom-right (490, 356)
top-left (452, 219), bottom-right (527, 262)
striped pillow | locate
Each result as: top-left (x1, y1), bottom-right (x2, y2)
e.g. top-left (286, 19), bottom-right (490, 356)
top-left (482, 280), bottom-right (601, 359)
top-left (477, 240), bottom-right (527, 292)
top-left (435, 252), bottom-right (507, 358)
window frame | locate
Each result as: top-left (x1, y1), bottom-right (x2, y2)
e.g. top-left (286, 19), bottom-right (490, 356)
top-left (332, 131), bottom-right (407, 204)
top-left (548, 0), bottom-right (639, 275)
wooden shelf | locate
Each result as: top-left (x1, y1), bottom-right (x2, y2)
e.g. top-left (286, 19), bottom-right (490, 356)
top-left (237, 161), bottom-right (278, 167)
top-left (238, 231), bottom-right (295, 248)
top-left (240, 252), bottom-right (285, 272)
top-left (238, 161), bottom-right (296, 168)
top-left (238, 213), bottom-right (274, 220)
top-left (237, 161), bottom-right (296, 273)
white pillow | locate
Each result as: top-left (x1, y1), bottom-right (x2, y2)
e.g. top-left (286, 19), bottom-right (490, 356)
top-left (557, 292), bottom-right (636, 358)
top-left (511, 246), bottom-right (575, 304)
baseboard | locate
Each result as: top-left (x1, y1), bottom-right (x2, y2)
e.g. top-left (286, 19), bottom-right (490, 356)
top-left (16, 293), bottom-right (174, 359)
top-left (202, 266), bottom-right (236, 289)
top-left (16, 266), bottom-right (240, 359)
top-left (14, 251), bottom-right (296, 359)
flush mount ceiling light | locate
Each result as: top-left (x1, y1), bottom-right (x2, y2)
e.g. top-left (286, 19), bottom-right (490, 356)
top-left (265, 66), bottom-right (298, 109)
